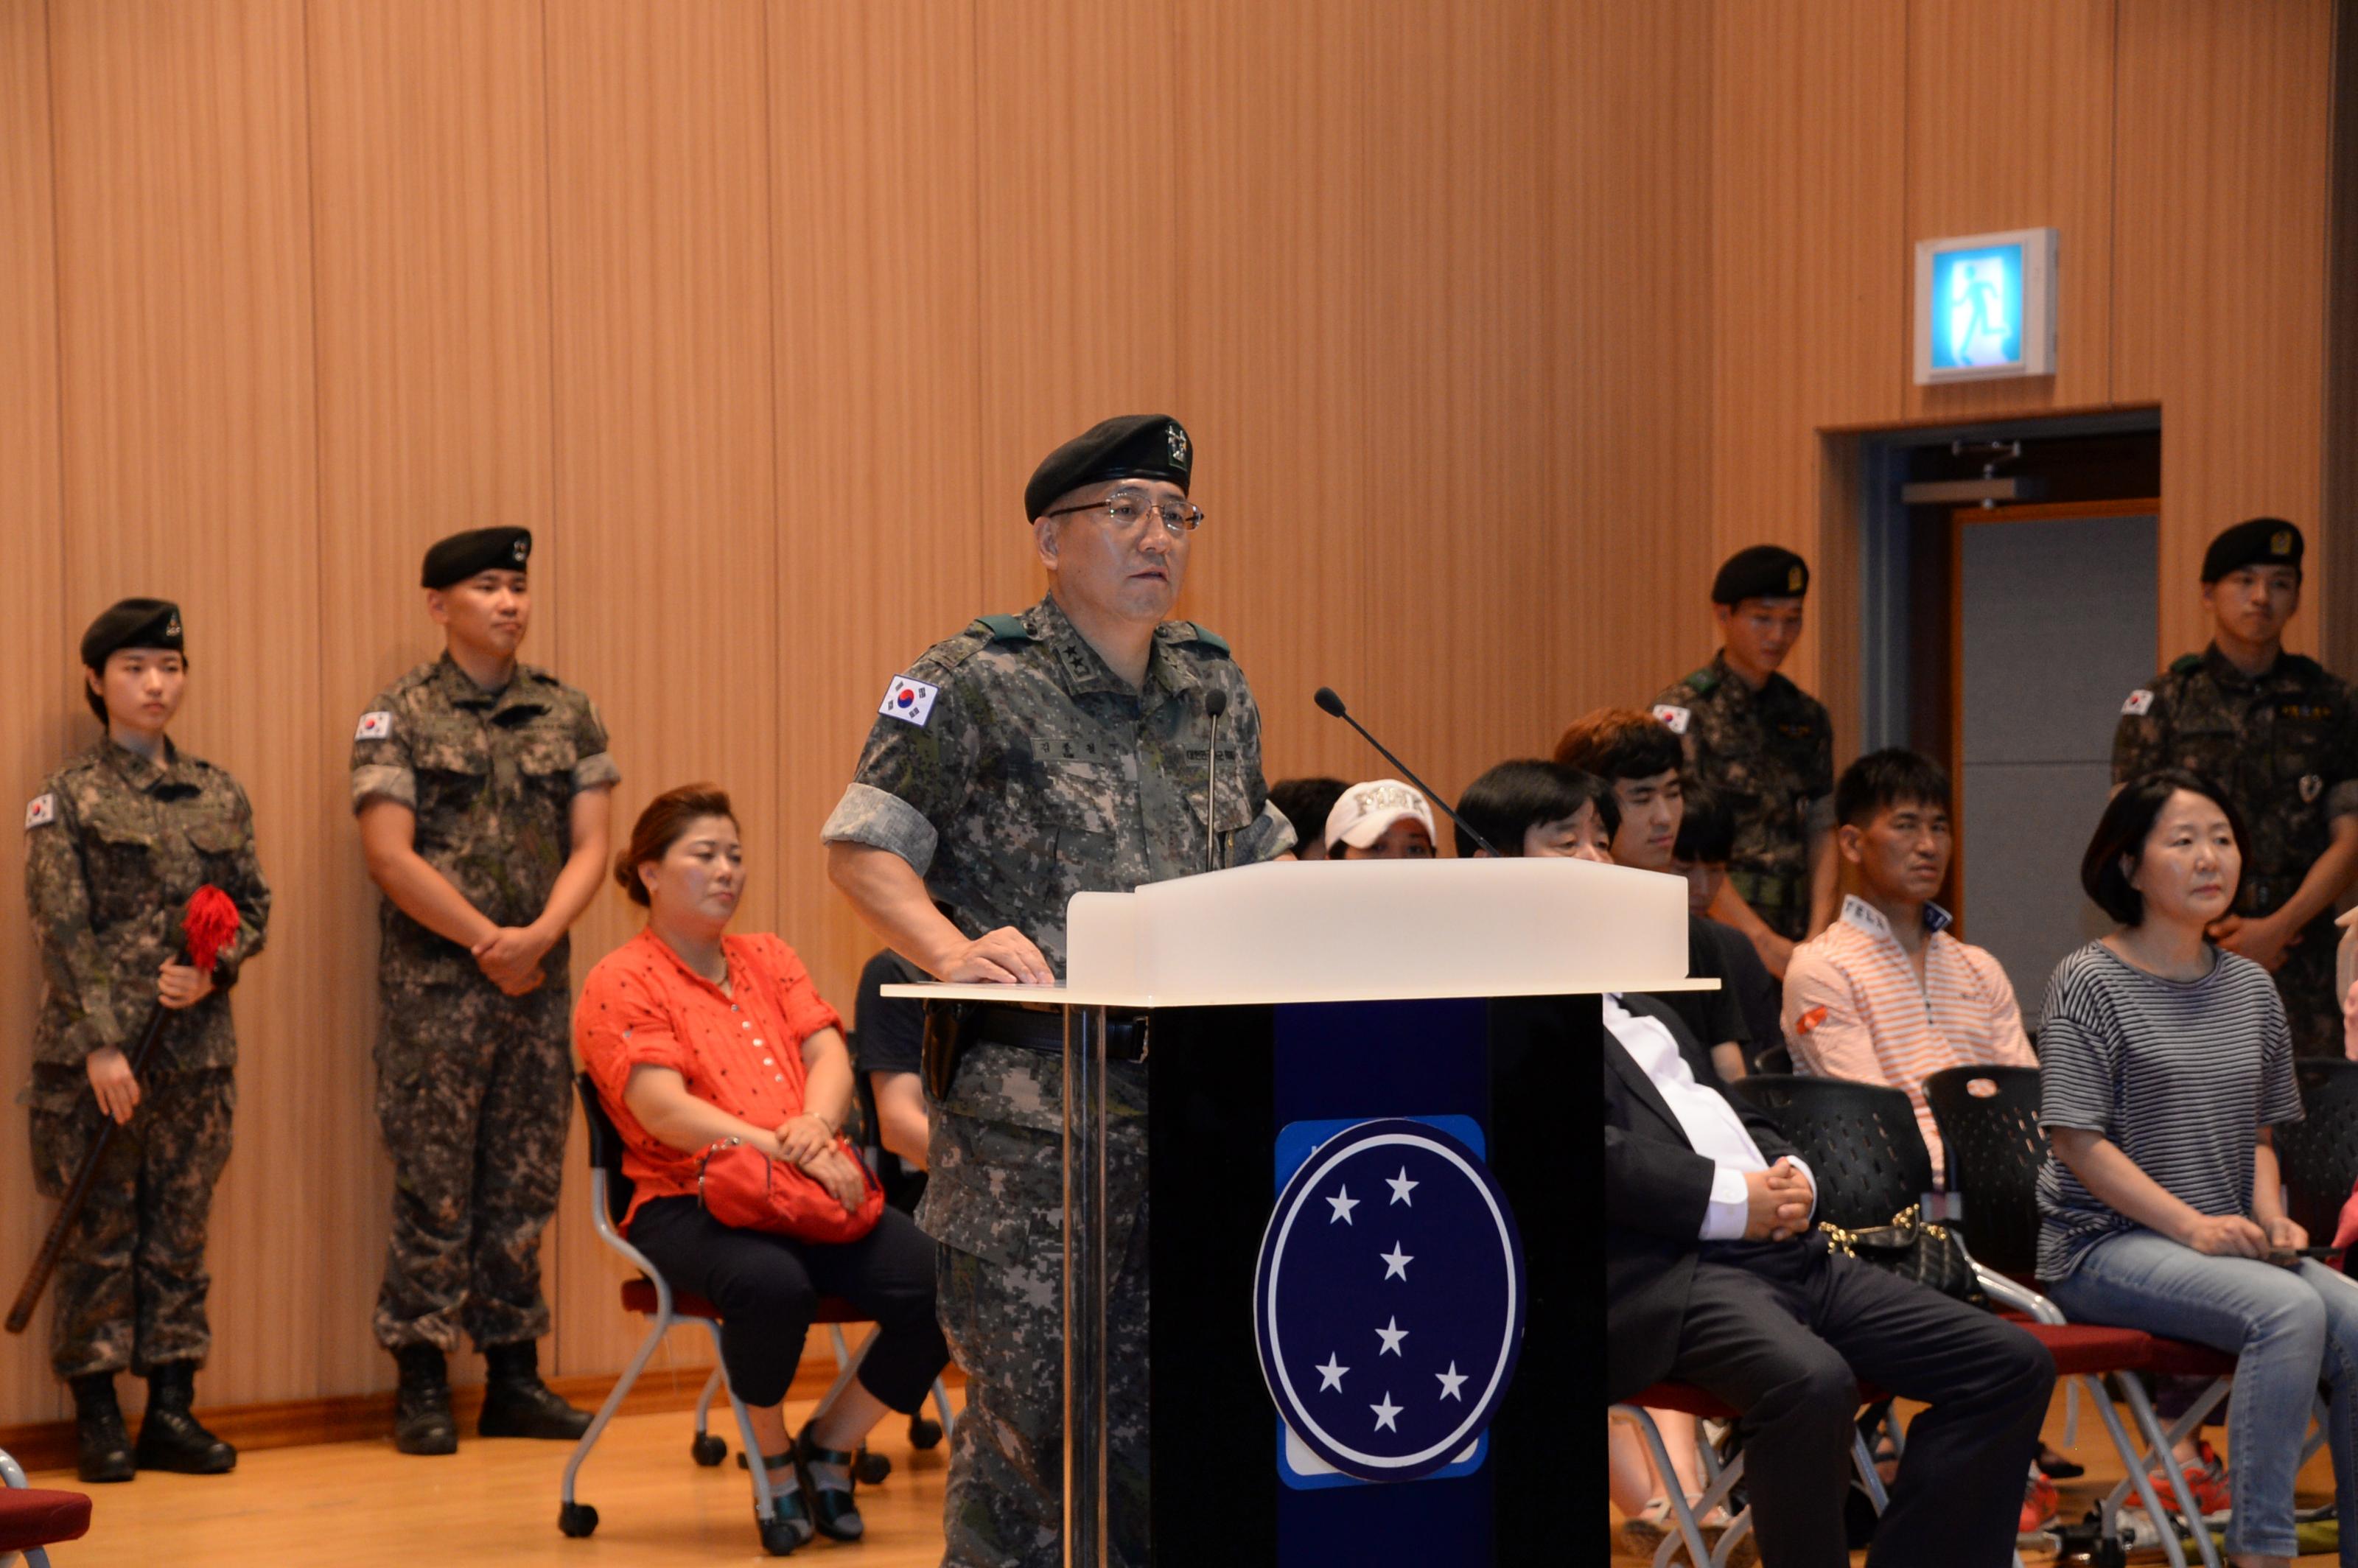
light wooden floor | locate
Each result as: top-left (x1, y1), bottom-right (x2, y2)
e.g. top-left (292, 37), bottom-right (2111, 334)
top-left (29, 1388), bottom-right (965, 1567)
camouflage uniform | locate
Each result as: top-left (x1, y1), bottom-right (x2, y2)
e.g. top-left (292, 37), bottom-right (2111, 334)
top-left (351, 654), bottom-right (618, 1352)
top-left (2113, 644), bottom-right (2358, 1057)
top-left (822, 593), bottom-right (1293, 1568)
top-left (22, 739), bottom-right (270, 1379)
top-left (1653, 651), bottom-right (1835, 942)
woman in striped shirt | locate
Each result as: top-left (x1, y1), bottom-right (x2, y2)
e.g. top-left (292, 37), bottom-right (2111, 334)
top-left (2038, 769), bottom-right (2358, 1568)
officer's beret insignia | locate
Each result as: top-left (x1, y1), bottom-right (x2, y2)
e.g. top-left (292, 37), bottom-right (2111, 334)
top-left (1167, 422), bottom-right (1189, 466)
top-left (1651, 704), bottom-right (1691, 735)
top-left (2273, 530), bottom-right (2294, 558)
top-left (2302, 774), bottom-right (2324, 803)
top-left (164, 610), bottom-right (182, 640)
top-left (2121, 689), bottom-right (2154, 716)
top-left (24, 793), bottom-right (57, 830)
top-left (1787, 564), bottom-right (1804, 592)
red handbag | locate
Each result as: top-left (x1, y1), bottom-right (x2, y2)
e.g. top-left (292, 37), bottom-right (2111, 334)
top-left (697, 1134), bottom-right (884, 1245)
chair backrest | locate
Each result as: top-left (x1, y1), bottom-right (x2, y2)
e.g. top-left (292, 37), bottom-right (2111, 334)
top-left (575, 1071), bottom-right (635, 1228)
top-left (2273, 1058), bottom-right (2358, 1242)
top-left (1921, 1064), bottom-right (2045, 1278)
top-left (1726, 1074), bottom-right (1931, 1231)
top-left (1752, 1042), bottom-right (1793, 1076)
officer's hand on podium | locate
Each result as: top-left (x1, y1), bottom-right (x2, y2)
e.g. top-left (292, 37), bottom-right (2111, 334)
top-left (937, 927), bottom-right (1054, 986)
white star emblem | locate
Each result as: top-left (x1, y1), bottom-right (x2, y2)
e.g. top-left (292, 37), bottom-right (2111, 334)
top-left (1325, 1186), bottom-right (1360, 1225)
top-left (1315, 1354), bottom-right (1348, 1392)
top-left (1386, 1166), bottom-right (1418, 1206)
top-left (1375, 1316), bottom-right (1407, 1357)
top-left (1371, 1392), bottom-right (1402, 1432)
top-left (1380, 1242), bottom-right (1413, 1281)
top-left (1436, 1362), bottom-right (1467, 1401)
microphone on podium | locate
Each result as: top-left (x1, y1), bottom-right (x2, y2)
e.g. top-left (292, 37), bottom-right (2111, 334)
top-left (1203, 687), bottom-right (1229, 873)
top-left (1312, 687), bottom-right (1502, 858)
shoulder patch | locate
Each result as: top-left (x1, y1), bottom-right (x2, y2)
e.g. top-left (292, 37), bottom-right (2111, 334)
top-left (2169, 653), bottom-right (2203, 676)
top-left (1651, 703), bottom-right (1692, 736)
top-left (354, 710), bottom-right (394, 741)
top-left (24, 792), bottom-right (57, 830)
top-left (1682, 666), bottom-right (1720, 696)
top-left (878, 674), bottom-right (941, 727)
top-left (2121, 689), bottom-right (2154, 717)
top-left (975, 614), bottom-right (1034, 642)
top-left (1794, 1004), bottom-right (1829, 1037)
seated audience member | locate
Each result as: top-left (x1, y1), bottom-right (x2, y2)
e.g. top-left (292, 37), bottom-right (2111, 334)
top-left (1324, 777), bottom-right (1438, 858)
top-left (1672, 785), bottom-right (1785, 1070)
top-left (1782, 749), bottom-right (2034, 1178)
top-left (1608, 979), bottom-right (2055, 1568)
top-left (2040, 769), bottom-right (2358, 1567)
top-left (1556, 710), bottom-right (1754, 1084)
top-left (1270, 776), bottom-right (1348, 862)
top-left (851, 948), bottom-right (930, 1212)
top-left (577, 785), bottom-right (952, 1550)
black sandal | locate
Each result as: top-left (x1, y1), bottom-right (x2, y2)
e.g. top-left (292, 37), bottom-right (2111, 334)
top-left (794, 1422), bottom-right (864, 1541)
top-left (752, 1451), bottom-right (814, 1555)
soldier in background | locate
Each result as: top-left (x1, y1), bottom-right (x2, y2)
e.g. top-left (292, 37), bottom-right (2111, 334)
top-left (24, 599), bottom-right (270, 1483)
top-left (2113, 518), bottom-right (2358, 1057)
top-left (1652, 546), bottom-right (1837, 977)
top-left (823, 416), bottom-right (1293, 1567)
top-left (352, 528), bottom-right (617, 1454)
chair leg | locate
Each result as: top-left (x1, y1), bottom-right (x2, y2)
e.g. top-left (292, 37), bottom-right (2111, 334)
top-left (693, 1364), bottom-right (724, 1438)
top-left (707, 1320), bottom-right (777, 1523)
top-left (930, 1375), bottom-right (957, 1442)
top-left (1612, 1404), bottom-right (1719, 1568)
top-left (22, 1550), bottom-right (48, 1568)
top-left (1849, 1427), bottom-right (1890, 1513)
top-left (2111, 1372), bottom-right (2223, 1568)
top-left (561, 1303), bottom-right (674, 1508)
top-left (811, 1324), bottom-right (875, 1419)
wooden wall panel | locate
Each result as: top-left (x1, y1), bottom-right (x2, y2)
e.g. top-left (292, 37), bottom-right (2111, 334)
top-left (1902, 0), bottom-right (2116, 422)
top-left (304, 0), bottom-right (557, 1396)
top-left (2112, 0), bottom-right (2338, 662)
top-left (541, 0), bottom-right (779, 1379)
top-left (46, 0), bottom-right (325, 1408)
top-left (767, 0), bottom-right (987, 1006)
top-left (0, 0), bottom-right (72, 1426)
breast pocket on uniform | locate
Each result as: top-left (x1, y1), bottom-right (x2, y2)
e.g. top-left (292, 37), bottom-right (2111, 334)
top-left (79, 808), bottom-right (158, 928)
top-left (183, 812), bottom-right (248, 884)
top-left (1046, 765), bottom-right (1124, 880)
top-left (411, 727), bottom-right (489, 815)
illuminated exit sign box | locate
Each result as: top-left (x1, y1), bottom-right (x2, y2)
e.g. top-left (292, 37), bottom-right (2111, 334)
top-left (1914, 227), bottom-right (2057, 384)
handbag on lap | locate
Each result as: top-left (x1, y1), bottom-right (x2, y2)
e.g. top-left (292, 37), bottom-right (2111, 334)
top-left (1817, 1204), bottom-right (1987, 1306)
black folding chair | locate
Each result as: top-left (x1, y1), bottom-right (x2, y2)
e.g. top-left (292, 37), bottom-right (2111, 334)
top-left (1725, 1074), bottom-right (1930, 1229)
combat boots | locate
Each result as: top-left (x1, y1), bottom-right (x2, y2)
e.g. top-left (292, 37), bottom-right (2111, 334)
top-left (477, 1340), bottom-right (591, 1440)
top-left (69, 1373), bottom-right (134, 1483)
top-left (392, 1344), bottom-right (458, 1455)
top-left (134, 1360), bottom-right (236, 1474)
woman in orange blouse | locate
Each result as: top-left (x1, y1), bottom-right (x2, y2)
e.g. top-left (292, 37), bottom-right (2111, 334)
top-left (576, 785), bottom-right (948, 1550)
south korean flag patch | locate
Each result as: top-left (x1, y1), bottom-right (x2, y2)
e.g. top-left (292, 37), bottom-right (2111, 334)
top-left (2121, 689), bottom-right (2155, 717)
top-left (354, 711), bottom-right (394, 741)
top-left (1651, 704), bottom-right (1691, 736)
top-left (24, 793), bottom-right (57, 830)
top-left (878, 675), bottom-right (940, 728)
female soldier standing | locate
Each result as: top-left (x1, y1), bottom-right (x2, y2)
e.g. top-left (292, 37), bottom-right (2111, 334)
top-left (22, 599), bottom-right (270, 1483)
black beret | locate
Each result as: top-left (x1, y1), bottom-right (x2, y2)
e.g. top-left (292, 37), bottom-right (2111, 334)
top-left (421, 527), bottom-right (532, 589)
top-left (1712, 545), bottom-right (1809, 606)
top-left (80, 598), bottom-right (183, 668)
top-left (2201, 517), bottom-right (2303, 582)
top-left (1024, 415), bottom-right (1193, 522)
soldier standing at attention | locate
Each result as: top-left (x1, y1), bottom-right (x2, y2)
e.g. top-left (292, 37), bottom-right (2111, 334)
top-left (822, 416), bottom-right (1294, 1567)
top-left (352, 528), bottom-right (618, 1454)
top-left (24, 600), bottom-right (270, 1483)
top-left (1651, 546), bottom-right (1837, 977)
top-left (2113, 518), bottom-right (2358, 1057)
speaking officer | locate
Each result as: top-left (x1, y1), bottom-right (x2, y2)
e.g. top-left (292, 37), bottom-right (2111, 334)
top-left (351, 528), bottom-right (618, 1454)
top-left (1652, 545), bottom-right (1837, 978)
top-left (822, 415), bottom-right (1294, 1567)
top-left (2113, 518), bottom-right (2358, 1057)
top-left (24, 600), bottom-right (270, 1482)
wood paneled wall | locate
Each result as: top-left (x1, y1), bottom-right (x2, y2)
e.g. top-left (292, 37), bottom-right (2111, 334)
top-left (0, 0), bottom-right (2345, 1424)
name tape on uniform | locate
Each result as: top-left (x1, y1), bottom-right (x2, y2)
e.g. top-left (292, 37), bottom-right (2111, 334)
top-left (2121, 690), bottom-right (2153, 717)
top-left (24, 793), bottom-right (57, 830)
top-left (355, 711), bottom-right (394, 741)
top-left (1650, 703), bottom-right (1691, 736)
top-left (878, 675), bottom-right (940, 728)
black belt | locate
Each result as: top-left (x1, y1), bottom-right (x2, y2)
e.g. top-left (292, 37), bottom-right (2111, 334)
top-left (973, 1002), bottom-right (1148, 1063)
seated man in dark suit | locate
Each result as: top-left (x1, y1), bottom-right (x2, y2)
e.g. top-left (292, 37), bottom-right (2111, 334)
top-left (1605, 990), bottom-right (2054, 1568)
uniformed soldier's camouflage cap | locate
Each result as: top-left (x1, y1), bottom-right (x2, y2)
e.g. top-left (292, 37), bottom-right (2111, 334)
top-left (2201, 517), bottom-right (2303, 583)
top-left (80, 598), bottom-right (183, 668)
top-left (1024, 415), bottom-right (1192, 522)
top-left (421, 527), bottom-right (532, 589)
top-left (1711, 545), bottom-right (1809, 606)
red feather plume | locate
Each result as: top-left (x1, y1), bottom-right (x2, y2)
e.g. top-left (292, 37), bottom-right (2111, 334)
top-left (183, 886), bottom-right (241, 974)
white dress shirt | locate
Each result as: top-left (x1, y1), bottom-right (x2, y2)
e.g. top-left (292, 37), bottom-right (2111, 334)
top-left (1606, 993), bottom-right (1816, 1242)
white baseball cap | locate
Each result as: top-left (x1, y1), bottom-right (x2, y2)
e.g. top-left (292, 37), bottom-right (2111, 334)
top-left (1324, 779), bottom-right (1438, 852)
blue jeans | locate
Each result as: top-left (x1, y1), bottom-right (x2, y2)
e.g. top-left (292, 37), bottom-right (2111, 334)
top-left (2049, 1228), bottom-right (2358, 1561)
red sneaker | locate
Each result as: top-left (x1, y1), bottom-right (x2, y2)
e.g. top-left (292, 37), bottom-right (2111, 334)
top-left (2020, 1473), bottom-right (2060, 1533)
top-left (2149, 1441), bottom-right (2231, 1521)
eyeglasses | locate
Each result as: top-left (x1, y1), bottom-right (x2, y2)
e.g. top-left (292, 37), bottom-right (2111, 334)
top-left (1041, 487), bottom-right (1205, 536)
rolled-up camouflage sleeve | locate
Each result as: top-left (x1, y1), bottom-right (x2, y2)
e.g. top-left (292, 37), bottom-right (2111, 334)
top-left (820, 669), bottom-right (977, 876)
top-left (350, 694), bottom-right (416, 811)
top-left (571, 695), bottom-right (620, 794)
top-left (24, 790), bottom-right (128, 1060)
top-left (821, 783), bottom-right (940, 875)
top-left (209, 777), bottom-right (271, 990)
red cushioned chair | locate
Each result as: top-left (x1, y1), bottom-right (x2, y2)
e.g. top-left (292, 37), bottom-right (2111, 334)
top-left (559, 1074), bottom-right (955, 1558)
top-left (0, 1447), bottom-right (89, 1568)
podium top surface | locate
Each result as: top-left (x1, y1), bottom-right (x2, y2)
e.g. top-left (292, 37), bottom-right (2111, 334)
top-left (879, 856), bottom-right (1713, 1009)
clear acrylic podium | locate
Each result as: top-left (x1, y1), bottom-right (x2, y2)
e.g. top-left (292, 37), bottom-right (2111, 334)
top-left (888, 855), bottom-right (1701, 1567)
